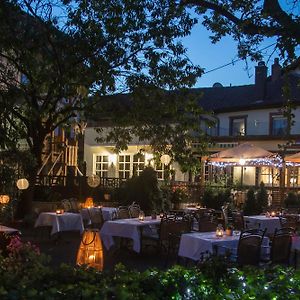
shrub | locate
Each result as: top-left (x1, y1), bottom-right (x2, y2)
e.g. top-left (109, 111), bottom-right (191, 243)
top-left (256, 182), bottom-right (268, 213)
top-left (1, 241), bottom-right (300, 299)
top-left (202, 188), bottom-right (231, 210)
top-left (244, 188), bottom-right (257, 215)
top-left (285, 192), bottom-right (300, 207)
top-left (117, 167), bottom-right (162, 214)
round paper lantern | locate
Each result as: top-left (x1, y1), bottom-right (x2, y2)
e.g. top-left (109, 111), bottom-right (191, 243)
top-left (0, 195), bottom-right (10, 204)
top-left (76, 229), bottom-right (103, 271)
top-left (160, 154), bottom-right (171, 165)
top-left (16, 178), bottom-right (29, 190)
top-left (87, 175), bottom-right (100, 188)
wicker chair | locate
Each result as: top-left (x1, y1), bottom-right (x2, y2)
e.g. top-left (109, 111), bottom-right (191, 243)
top-left (236, 229), bottom-right (266, 266)
top-left (88, 208), bottom-right (104, 229)
top-left (197, 214), bottom-right (218, 232)
top-left (214, 228), bottom-right (266, 266)
top-left (128, 203), bottom-right (141, 218)
top-left (117, 206), bottom-right (131, 219)
top-left (269, 227), bottom-right (294, 265)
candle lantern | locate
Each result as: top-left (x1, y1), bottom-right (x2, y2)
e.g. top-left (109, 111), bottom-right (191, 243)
top-left (270, 211), bottom-right (276, 217)
top-left (215, 224), bottom-right (224, 238)
top-left (0, 195), bottom-right (10, 204)
top-left (76, 229), bottom-right (103, 271)
top-left (56, 209), bottom-right (64, 215)
top-left (138, 211), bottom-right (145, 221)
top-left (84, 197), bottom-right (94, 208)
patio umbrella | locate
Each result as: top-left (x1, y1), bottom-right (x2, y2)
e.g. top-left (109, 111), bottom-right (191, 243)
top-left (285, 152), bottom-right (300, 163)
top-left (208, 143), bottom-right (279, 166)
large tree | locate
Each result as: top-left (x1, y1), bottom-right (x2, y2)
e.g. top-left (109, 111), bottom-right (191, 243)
top-left (0, 0), bottom-right (207, 216)
top-left (182, 0), bottom-right (300, 68)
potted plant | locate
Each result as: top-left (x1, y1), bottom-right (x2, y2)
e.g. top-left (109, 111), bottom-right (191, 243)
top-left (225, 223), bottom-right (234, 236)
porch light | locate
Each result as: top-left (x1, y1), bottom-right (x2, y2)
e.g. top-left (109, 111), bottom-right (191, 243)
top-left (160, 154), bottom-right (171, 165)
top-left (0, 195), bottom-right (10, 204)
top-left (239, 159), bottom-right (246, 166)
top-left (108, 154), bottom-right (117, 165)
top-left (16, 178), bottom-right (29, 190)
top-left (145, 153), bottom-right (154, 164)
top-left (76, 229), bottom-right (103, 271)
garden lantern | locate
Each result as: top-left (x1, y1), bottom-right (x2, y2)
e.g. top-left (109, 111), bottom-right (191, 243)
top-left (160, 154), bottom-right (171, 165)
top-left (84, 197), bottom-right (94, 208)
top-left (215, 224), bottom-right (224, 238)
top-left (0, 195), bottom-right (10, 204)
top-left (138, 211), bottom-right (145, 221)
top-left (16, 178), bottom-right (29, 190)
top-left (76, 229), bottom-right (103, 271)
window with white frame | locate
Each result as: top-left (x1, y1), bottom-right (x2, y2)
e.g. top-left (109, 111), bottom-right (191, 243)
top-left (155, 162), bottom-right (170, 180)
top-left (270, 114), bottom-right (288, 136)
top-left (230, 116), bottom-right (247, 136)
top-left (118, 155), bottom-right (131, 179)
top-left (133, 154), bottom-right (145, 176)
top-left (95, 155), bottom-right (109, 177)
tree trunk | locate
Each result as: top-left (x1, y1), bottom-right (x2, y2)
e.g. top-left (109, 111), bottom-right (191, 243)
top-left (15, 134), bottom-right (45, 219)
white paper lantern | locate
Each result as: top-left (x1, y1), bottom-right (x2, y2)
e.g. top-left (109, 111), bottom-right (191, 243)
top-left (160, 154), bottom-right (171, 165)
top-left (16, 178), bottom-right (29, 190)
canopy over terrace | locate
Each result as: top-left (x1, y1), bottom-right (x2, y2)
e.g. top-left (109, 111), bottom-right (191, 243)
top-left (207, 143), bottom-right (282, 167)
top-left (285, 152), bottom-right (300, 164)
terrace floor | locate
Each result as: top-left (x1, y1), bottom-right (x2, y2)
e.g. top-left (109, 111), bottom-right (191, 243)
top-left (18, 224), bottom-right (178, 271)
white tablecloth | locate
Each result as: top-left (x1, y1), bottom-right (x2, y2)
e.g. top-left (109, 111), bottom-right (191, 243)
top-left (244, 215), bottom-right (282, 234)
top-left (100, 217), bottom-right (161, 253)
top-left (0, 225), bottom-right (19, 234)
top-left (34, 212), bottom-right (84, 235)
top-left (81, 207), bottom-right (117, 223)
top-left (178, 231), bottom-right (269, 261)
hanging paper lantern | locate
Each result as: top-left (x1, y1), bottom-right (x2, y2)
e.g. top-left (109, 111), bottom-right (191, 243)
top-left (16, 178), bottom-right (29, 190)
top-left (0, 195), bottom-right (10, 204)
top-left (160, 154), bottom-right (171, 165)
top-left (76, 229), bottom-right (103, 271)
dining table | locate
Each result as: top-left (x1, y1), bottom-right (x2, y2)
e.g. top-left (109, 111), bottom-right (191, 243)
top-left (178, 231), bottom-right (269, 261)
top-left (244, 215), bottom-right (282, 235)
top-left (100, 216), bottom-right (161, 253)
top-left (34, 212), bottom-right (84, 235)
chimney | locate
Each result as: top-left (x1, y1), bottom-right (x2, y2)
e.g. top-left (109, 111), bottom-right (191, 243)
top-left (255, 61), bottom-right (267, 100)
top-left (271, 58), bottom-right (281, 81)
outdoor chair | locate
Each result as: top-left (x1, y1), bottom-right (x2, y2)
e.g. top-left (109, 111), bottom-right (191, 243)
top-left (279, 215), bottom-right (298, 231)
top-left (268, 227), bottom-right (295, 265)
top-left (141, 217), bottom-right (191, 265)
top-left (117, 206), bottom-right (131, 219)
top-left (214, 228), bottom-right (266, 266)
top-left (232, 211), bottom-right (245, 230)
top-left (88, 208), bottom-right (104, 229)
top-left (197, 214), bottom-right (218, 232)
top-left (128, 203), bottom-right (141, 218)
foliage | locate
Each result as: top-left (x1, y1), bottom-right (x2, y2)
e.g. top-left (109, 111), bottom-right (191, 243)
top-left (202, 187), bottom-right (231, 210)
top-left (2, 238), bottom-right (300, 299)
top-left (183, 0), bottom-right (300, 68)
top-left (285, 192), bottom-right (300, 207)
top-left (244, 183), bottom-right (268, 215)
top-left (243, 188), bottom-right (257, 216)
top-left (117, 167), bottom-right (162, 213)
top-left (256, 181), bottom-right (268, 213)
top-left (0, 0), bottom-right (208, 216)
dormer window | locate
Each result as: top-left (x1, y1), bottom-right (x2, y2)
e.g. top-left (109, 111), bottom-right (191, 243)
top-left (230, 116), bottom-right (247, 136)
top-left (270, 113), bottom-right (288, 136)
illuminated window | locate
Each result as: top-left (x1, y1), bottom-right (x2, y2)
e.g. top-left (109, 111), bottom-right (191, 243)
top-left (95, 155), bottom-right (109, 177)
top-left (118, 155), bottom-right (131, 179)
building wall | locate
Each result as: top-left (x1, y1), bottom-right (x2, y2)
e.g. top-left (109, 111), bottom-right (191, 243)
top-left (216, 107), bottom-right (300, 137)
